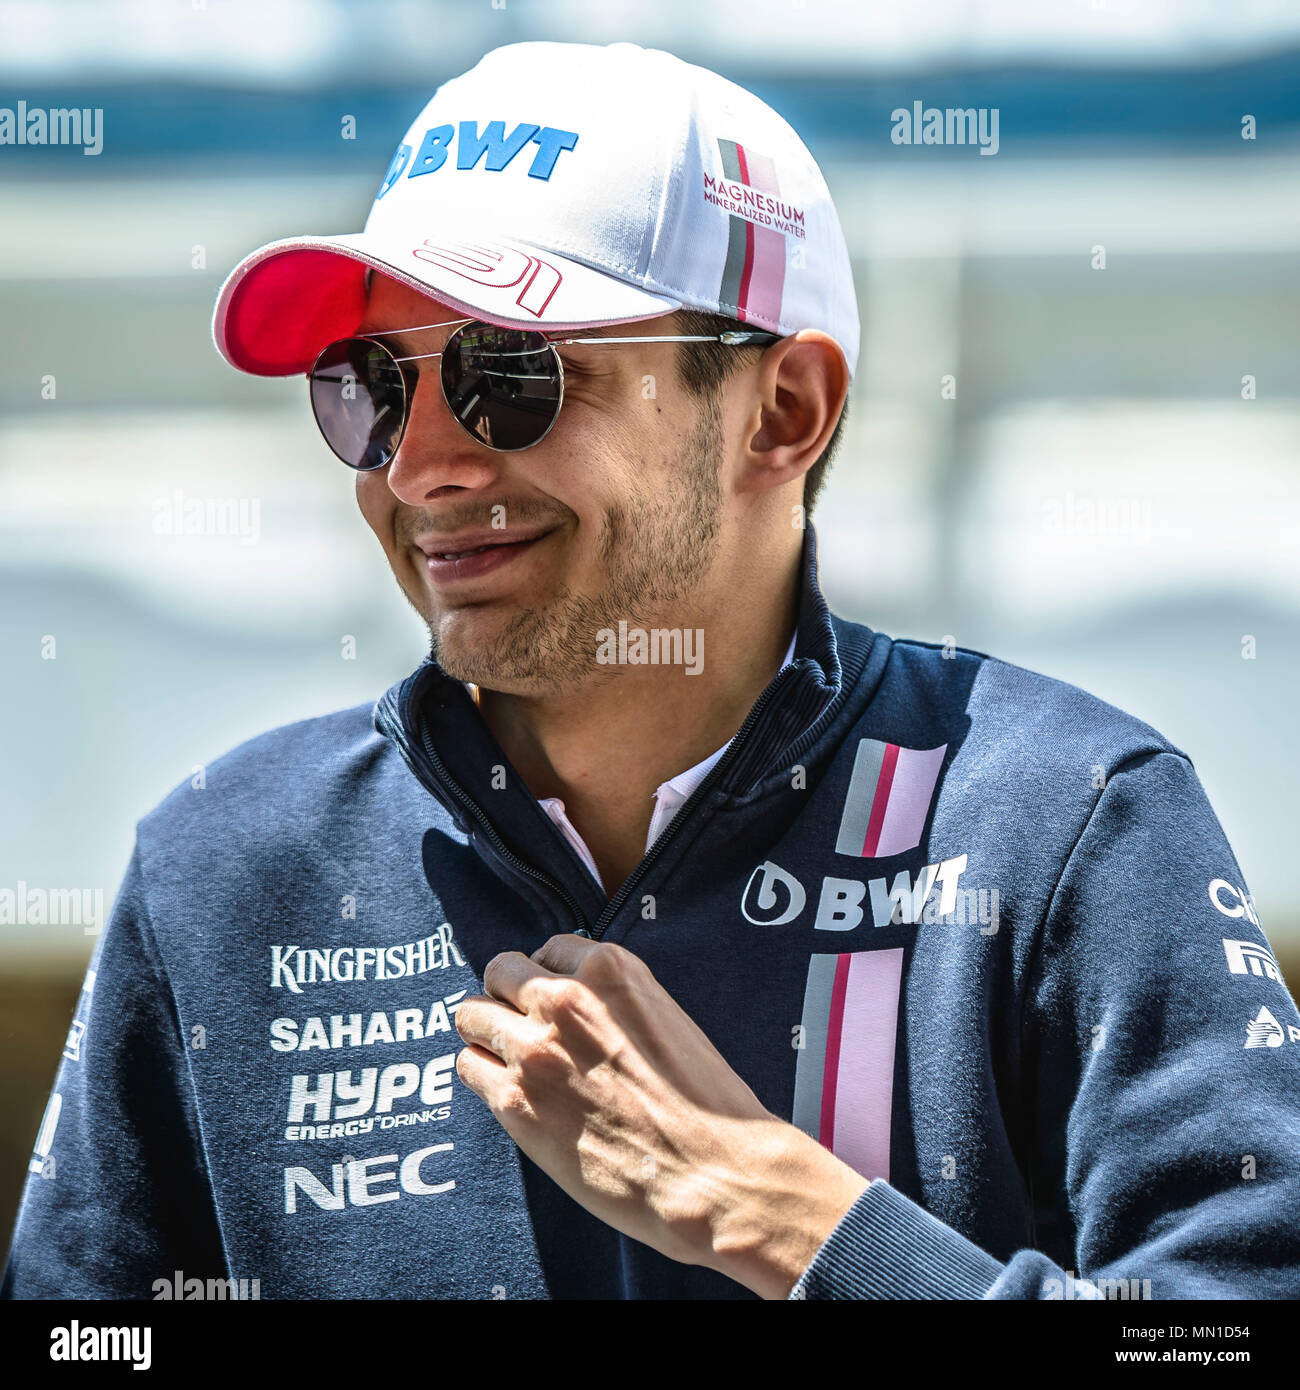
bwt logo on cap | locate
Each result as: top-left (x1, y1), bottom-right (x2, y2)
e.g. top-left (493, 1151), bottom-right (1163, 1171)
top-left (377, 120), bottom-right (581, 199)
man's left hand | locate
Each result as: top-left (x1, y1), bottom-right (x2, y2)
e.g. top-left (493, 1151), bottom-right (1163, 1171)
top-left (453, 932), bottom-right (869, 1298)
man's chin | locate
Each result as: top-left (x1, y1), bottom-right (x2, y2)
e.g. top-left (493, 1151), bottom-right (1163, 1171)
top-left (420, 576), bottom-right (613, 695)
top-left (427, 619), bottom-right (486, 683)
top-left (428, 612), bottom-right (550, 693)
top-left (432, 627), bottom-right (603, 700)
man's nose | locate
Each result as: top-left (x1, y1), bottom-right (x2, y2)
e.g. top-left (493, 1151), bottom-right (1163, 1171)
top-left (384, 364), bottom-right (501, 505)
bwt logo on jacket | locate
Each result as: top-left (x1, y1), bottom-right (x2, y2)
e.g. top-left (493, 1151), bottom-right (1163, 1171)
top-left (741, 856), bottom-right (974, 930)
top-left (817, 856), bottom-right (970, 931)
top-left (377, 120), bottom-right (580, 198)
top-left (741, 861), bottom-right (806, 926)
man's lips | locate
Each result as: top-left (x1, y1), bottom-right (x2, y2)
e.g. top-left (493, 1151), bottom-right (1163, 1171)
top-left (414, 528), bottom-right (555, 584)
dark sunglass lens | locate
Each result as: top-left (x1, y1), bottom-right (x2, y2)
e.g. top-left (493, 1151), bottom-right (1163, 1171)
top-left (309, 339), bottom-right (406, 469)
top-left (441, 325), bottom-right (562, 450)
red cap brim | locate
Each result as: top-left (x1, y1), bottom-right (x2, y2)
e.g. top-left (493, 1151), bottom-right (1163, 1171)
top-left (212, 230), bottom-right (683, 377)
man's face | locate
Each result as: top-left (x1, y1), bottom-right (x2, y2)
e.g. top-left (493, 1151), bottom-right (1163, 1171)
top-left (354, 274), bottom-right (730, 695)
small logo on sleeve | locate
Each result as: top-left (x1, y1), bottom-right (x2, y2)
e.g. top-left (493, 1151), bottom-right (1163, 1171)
top-left (61, 968), bottom-right (95, 1062)
top-left (1222, 938), bottom-right (1282, 983)
top-left (1208, 878), bottom-right (1259, 925)
top-left (1244, 1006), bottom-right (1299, 1049)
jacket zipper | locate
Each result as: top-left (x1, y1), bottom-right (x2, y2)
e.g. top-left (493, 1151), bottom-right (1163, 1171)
top-left (586, 661), bottom-right (806, 942)
top-left (411, 650), bottom-right (843, 947)
top-left (587, 646), bottom-right (860, 942)
top-left (416, 719), bottom-right (592, 935)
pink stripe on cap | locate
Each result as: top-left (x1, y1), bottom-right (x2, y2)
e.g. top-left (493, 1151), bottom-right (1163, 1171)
top-left (735, 145), bottom-right (787, 327)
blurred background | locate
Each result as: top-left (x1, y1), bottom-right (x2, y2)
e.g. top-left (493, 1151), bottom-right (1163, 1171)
top-left (2, 0), bottom-right (1298, 1249)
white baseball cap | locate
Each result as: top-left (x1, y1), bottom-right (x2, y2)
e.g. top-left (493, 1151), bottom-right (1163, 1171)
top-left (212, 39), bottom-right (859, 380)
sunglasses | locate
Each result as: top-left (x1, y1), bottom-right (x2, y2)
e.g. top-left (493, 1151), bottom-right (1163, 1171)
top-left (308, 317), bottom-right (782, 468)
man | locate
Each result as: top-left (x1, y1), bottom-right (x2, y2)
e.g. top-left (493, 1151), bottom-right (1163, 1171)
top-left (5, 39), bottom-right (1299, 1301)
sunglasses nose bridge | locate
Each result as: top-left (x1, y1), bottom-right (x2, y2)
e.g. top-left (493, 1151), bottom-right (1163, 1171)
top-left (383, 360), bottom-right (510, 499)
top-left (381, 326), bottom-right (500, 451)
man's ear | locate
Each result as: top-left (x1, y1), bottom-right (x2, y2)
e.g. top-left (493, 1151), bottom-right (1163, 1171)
top-left (740, 330), bottom-right (848, 496)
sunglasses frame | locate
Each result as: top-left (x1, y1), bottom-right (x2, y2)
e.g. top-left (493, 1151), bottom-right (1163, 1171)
top-left (308, 317), bottom-right (782, 468)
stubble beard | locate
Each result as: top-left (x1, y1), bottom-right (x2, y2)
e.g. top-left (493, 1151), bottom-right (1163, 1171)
top-left (430, 392), bottom-right (726, 694)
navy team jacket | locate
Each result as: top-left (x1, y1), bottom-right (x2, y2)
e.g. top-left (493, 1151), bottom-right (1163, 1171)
top-left (5, 526), bottom-right (1300, 1299)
